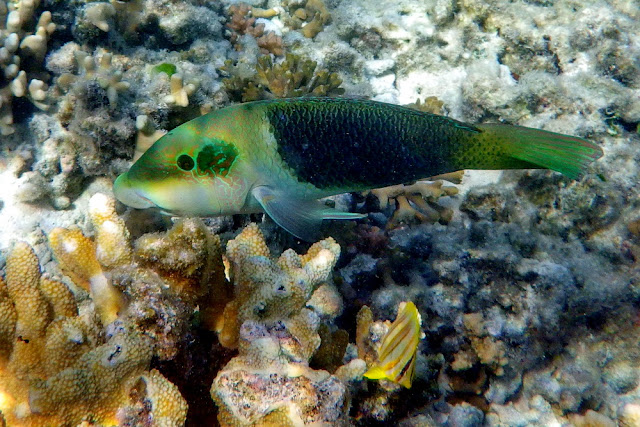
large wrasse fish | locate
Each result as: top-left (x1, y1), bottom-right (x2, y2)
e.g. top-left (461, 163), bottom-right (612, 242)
top-left (114, 97), bottom-right (603, 240)
top-left (364, 301), bottom-right (423, 389)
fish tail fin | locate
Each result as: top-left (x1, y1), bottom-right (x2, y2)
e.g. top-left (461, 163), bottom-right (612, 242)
top-left (475, 124), bottom-right (603, 179)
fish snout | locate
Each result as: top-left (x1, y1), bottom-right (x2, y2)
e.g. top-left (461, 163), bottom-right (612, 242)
top-left (113, 174), bottom-right (156, 209)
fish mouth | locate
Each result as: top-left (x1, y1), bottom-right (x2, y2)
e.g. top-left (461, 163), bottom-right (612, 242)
top-left (113, 174), bottom-right (156, 209)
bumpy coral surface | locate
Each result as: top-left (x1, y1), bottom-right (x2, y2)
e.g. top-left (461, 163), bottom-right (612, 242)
top-left (211, 223), bottom-right (363, 426)
top-left (0, 240), bottom-right (186, 426)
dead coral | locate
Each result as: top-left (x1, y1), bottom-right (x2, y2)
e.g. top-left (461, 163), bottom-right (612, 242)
top-left (450, 312), bottom-right (509, 377)
top-left (220, 53), bottom-right (345, 102)
top-left (226, 3), bottom-right (284, 56)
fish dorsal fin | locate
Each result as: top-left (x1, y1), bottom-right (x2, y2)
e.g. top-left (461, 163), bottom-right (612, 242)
top-left (251, 185), bottom-right (365, 241)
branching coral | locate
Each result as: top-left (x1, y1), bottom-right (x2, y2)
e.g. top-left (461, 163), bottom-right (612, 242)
top-left (0, 0), bottom-right (56, 134)
top-left (215, 222), bottom-right (340, 349)
top-left (283, 0), bottom-right (331, 38)
top-left (0, 240), bottom-right (186, 426)
top-left (56, 49), bottom-right (131, 109)
top-left (211, 223), bottom-right (364, 426)
top-left (48, 193), bottom-right (227, 361)
top-left (366, 173), bottom-right (462, 229)
top-left (226, 3), bottom-right (284, 56)
top-left (220, 53), bottom-right (345, 102)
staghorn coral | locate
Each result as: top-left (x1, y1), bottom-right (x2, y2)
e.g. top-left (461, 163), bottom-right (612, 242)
top-left (220, 53), bottom-right (345, 102)
top-left (0, 241), bottom-right (186, 426)
top-left (211, 223), bottom-right (363, 426)
top-left (0, 0), bottom-right (56, 135)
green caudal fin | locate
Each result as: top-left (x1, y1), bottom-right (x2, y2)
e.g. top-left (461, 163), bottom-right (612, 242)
top-left (477, 124), bottom-right (603, 179)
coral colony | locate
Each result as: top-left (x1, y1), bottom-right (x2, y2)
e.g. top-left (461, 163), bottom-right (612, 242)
top-left (1, 0), bottom-right (640, 425)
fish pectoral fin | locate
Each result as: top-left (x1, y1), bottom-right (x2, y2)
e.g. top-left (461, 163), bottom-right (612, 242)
top-left (251, 186), bottom-right (365, 241)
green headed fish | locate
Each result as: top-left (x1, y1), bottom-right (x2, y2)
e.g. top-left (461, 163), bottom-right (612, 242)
top-left (114, 98), bottom-right (603, 240)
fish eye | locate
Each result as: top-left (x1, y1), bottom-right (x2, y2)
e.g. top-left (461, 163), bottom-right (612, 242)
top-left (177, 154), bottom-right (195, 171)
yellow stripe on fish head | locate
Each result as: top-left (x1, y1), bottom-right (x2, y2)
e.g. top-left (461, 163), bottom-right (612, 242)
top-left (114, 118), bottom-right (251, 216)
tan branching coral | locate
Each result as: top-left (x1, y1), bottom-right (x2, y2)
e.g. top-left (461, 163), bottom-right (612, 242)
top-left (255, 54), bottom-right (345, 99)
top-left (283, 0), bottom-right (331, 38)
top-left (226, 3), bottom-right (284, 56)
top-left (163, 73), bottom-right (198, 108)
top-left (0, 241), bottom-right (186, 426)
top-left (134, 217), bottom-right (232, 332)
top-left (221, 53), bottom-right (345, 102)
top-left (216, 223), bottom-right (340, 349)
top-left (47, 192), bottom-right (131, 326)
top-left (48, 227), bottom-right (125, 326)
top-left (84, 2), bottom-right (116, 32)
top-left (211, 223), bottom-right (359, 426)
top-left (406, 96), bottom-right (446, 115)
top-left (48, 193), bottom-right (227, 361)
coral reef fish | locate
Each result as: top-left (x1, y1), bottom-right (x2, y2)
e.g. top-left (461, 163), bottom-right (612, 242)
top-left (364, 301), bottom-right (423, 389)
top-left (113, 97), bottom-right (603, 240)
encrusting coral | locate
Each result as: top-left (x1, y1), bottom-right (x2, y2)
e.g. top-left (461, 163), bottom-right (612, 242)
top-left (211, 223), bottom-right (366, 426)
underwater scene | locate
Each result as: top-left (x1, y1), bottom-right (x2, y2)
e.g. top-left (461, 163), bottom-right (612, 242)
top-left (0, 0), bottom-right (639, 425)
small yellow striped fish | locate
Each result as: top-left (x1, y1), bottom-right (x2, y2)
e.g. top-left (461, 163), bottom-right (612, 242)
top-left (364, 301), bottom-right (423, 388)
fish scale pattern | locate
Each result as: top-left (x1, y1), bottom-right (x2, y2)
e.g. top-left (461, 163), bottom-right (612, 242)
top-left (265, 98), bottom-right (467, 189)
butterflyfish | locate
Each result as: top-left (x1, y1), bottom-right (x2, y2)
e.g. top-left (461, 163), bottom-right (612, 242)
top-left (364, 301), bottom-right (423, 388)
top-left (113, 97), bottom-right (603, 240)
